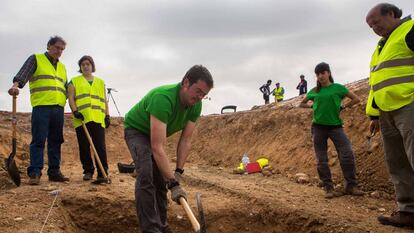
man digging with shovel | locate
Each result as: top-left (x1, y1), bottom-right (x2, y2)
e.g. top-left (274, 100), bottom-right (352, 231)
top-left (124, 65), bottom-right (213, 233)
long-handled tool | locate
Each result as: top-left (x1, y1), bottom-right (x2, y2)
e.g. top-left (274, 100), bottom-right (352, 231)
top-left (81, 122), bottom-right (110, 184)
top-left (196, 193), bottom-right (206, 233)
top-left (179, 192), bottom-right (206, 233)
top-left (5, 95), bottom-right (21, 186)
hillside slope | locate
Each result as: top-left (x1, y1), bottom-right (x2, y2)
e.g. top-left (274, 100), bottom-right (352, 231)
top-left (0, 78), bottom-right (406, 233)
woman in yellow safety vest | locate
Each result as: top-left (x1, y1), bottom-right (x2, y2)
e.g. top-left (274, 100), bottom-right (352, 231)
top-left (67, 55), bottom-right (110, 184)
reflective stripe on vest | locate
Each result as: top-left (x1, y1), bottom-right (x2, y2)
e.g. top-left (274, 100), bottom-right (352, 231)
top-left (77, 103), bottom-right (106, 113)
top-left (31, 75), bottom-right (66, 84)
top-left (371, 57), bottom-right (414, 72)
top-left (76, 93), bottom-right (106, 102)
top-left (29, 54), bottom-right (67, 107)
top-left (71, 75), bottom-right (106, 128)
top-left (366, 20), bottom-right (414, 113)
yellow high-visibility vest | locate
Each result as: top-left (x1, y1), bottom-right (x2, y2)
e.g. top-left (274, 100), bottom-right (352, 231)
top-left (366, 20), bottom-right (414, 116)
top-left (274, 87), bottom-right (284, 101)
top-left (71, 75), bottom-right (106, 128)
top-left (29, 54), bottom-right (67, 107)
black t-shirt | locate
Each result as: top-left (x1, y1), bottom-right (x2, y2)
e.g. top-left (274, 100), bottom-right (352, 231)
top-left (406, 24), bottom-right (414, 51)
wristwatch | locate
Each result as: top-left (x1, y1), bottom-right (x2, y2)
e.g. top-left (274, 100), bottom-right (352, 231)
top-left (175, 168), bottom-right (184, 174)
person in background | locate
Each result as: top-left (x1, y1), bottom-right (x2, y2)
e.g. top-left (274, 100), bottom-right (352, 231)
top-left (259, 80), bottom-right (272, 104)
top-left (7, 36), bottom-right (69, 185)
top-left (272, 82), bottom-right (285, 102)
top-left (299, 62), bottom-right (364, 199)
top-left (124, 65), bottom-right (213, 233)
top-left (296, 74), bottom-right (308, 95)
top-left (67, 55), bottom-right (110, 184)
top-left (365, 3), bottom-right (414, 227)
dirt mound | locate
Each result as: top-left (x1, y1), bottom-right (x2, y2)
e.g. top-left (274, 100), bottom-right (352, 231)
top-left (0, 78), bottom-right (407, 233)
top-left (175, 78), bottom-right (392, 194)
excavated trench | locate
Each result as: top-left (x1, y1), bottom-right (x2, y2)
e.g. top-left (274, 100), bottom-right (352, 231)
top-left (57, 181), bottom-right (338, 233)
top-left (59, 195), bottom-right (327, 233)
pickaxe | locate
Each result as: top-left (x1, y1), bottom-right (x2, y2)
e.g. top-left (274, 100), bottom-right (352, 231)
top-left (179, 192), bottom-right (206, 233)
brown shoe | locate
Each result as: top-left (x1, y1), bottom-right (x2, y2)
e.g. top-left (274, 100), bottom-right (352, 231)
top-left (28, 175), bottom-right (40, 185)
top-left (344, 186), bottom-right (364, 196)
top-left (83, 173), bottom-right (93, 181)
top-left (325, 189), bottom-right (342, 199)
top-left (91, 177), bottom-right (110, 185)
top-left (378, 211), bottom-right (414, 228)
top-left (48, 173), bottom-right (69, 182)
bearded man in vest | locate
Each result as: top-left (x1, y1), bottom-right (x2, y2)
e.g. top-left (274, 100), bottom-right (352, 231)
top-left (366, 3), bottom-right (414, 228)
top-left (8, 36), bottom-right (70, 185)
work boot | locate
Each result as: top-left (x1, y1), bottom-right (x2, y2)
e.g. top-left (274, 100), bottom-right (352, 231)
top-left (324, 188), bottom-right (342, 199)
top-left (378, 211), bottom-right (414, 228)
top-left (344, 186), bottom-right (364, 196)
top-left (28, 175), bottom-right (40, 185)
top-left (92, 176), bottom-right (109, 185)
top-left (49, 173), bottom-right (70, 182)
top-left (83, 173), bottom-right (93, 181)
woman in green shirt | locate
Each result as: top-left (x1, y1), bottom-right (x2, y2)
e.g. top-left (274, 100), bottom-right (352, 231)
top-left (299, 62), bottom-right (364, 199)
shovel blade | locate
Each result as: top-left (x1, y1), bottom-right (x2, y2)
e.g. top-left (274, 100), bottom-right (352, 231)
top-left (6, 155), bottom-right (21, 187)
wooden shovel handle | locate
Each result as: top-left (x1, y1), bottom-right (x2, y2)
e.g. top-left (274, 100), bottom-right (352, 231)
top-left (12, 95), bottom-right (17, 139)
top-left (81, 122), bottom-right (108, 179)
top-left (179, 197), bottom-right (200, 232)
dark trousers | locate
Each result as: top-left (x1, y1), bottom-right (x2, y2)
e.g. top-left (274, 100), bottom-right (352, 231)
top-left (28, 105), bottom-right (64, 177)
top-left (312, 124), bottom-right (358, 190)
top-left (75, 122), bottom-right (108, 177)
top-left (263, 94), bottom-right (269, 104)
top-left (124, 128), bottom-right (170, 233)
top-left (380, 102), bottom-right (414, 212)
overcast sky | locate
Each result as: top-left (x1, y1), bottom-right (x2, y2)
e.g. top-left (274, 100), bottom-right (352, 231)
top-left (0, 0), bottom-right (413, 116)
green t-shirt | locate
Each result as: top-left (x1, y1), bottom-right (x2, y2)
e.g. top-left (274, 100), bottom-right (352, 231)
top-left (124, 83), bottom-right (202, 137)
top-left (306, 83), bottom-right (348, 126)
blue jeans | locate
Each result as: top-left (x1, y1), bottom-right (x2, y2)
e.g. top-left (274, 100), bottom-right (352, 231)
top-left (27, 105), bottom-right (64, 177)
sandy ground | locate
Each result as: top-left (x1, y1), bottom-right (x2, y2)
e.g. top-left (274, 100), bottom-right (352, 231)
top-left (1, 79), bottom-right (413, 233)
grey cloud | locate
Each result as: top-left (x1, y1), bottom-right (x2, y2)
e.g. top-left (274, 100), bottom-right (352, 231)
top-left (0, 0), bottom-right (412, 115)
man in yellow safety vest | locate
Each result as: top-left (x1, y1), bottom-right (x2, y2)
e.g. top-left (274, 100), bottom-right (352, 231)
top-left (8, 36), bottom-right (70, 185)
top-left (366, 3), bottom-right (414, 228)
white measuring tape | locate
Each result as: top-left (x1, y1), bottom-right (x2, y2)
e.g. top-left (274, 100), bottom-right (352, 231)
top-left (39, 189), bottom-right (63, 233)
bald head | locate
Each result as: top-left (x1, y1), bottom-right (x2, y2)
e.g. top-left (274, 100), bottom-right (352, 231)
top-left (366, 3), bottom-right (402, 37)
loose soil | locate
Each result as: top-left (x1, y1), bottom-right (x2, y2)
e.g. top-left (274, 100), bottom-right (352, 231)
top-left (0, 79), bottom-right (413, 233)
